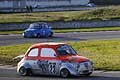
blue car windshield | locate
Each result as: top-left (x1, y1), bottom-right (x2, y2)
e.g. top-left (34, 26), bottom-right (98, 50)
top-left (57, 44), bottom-right (77, 56)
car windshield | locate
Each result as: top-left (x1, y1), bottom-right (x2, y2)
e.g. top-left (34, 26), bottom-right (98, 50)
top-left (57, 44), bottom-right (77, 56)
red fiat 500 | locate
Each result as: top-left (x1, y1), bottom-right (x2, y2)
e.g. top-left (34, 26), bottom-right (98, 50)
top-left (17, 43), bottom-right (93, 78)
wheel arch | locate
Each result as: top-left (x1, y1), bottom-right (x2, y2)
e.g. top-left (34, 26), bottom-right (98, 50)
top-left (17, 63), bottom-right (32, 72)
top-left (59, 66), bottom-right (73, 76)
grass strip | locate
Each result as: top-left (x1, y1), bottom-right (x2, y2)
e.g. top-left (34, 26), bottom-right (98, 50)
top-left (0, 6), bottom-right (120, 23)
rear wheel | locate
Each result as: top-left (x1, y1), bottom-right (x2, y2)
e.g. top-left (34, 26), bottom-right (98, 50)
top-left (19, 67), bottom-right (32, 76)
top-left (60, 69), bottom-right (70, 78)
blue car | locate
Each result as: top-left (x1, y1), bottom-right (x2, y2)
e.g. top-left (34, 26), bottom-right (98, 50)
top-left (23, 22), bottom-right (53, 38)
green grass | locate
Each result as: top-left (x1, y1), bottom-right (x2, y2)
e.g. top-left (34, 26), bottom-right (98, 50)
top-left (69, 40), bottom-right (120, 71)
top-left (54, 26), bottom-right (120, 33)
top-left (0, 43), bottom-right (31, 64)
top-left (1, 26), bottom-right (120, 35)
top-left (0, 6), bottom-right (120, 23)
top-left (0, 30), bottom-right (23, 35)
top-left (0, 39), bottom-right (120, 71)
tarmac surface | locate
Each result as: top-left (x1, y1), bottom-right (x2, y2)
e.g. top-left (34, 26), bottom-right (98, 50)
top-left (0, 66), bottom-right (120, 80)
top-left (0, 31), bottom-right (120, 46)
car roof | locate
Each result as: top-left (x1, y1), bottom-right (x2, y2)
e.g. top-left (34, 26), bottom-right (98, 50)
top-left (29, 22), bottom-right (48, 28)
top-left (30, 42), bottom-right (66, 48)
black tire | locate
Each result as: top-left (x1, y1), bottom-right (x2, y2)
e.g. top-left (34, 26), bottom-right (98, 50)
top-left (60, 68), bottom-right (70, 78)
top-left (23, 35), bottom-right (28, 38)
top-left (19, 67), bottom-right (32, 76)
top-left (37, 33), bottom-right (41, 38)
top-left (24, 34), bottom-right (32, 38)
top-left (23, 33), bottom-right (29, 38)
top-left (33, 33), bottom-right (38, 38)
top-left (19, 67), bottom-right (27, 76)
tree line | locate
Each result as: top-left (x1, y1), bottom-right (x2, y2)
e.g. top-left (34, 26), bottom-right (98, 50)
top-left (90, 0), bottom-right (120, 5)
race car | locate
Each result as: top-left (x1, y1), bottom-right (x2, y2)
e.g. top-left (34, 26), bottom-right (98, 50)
top-left (17, 43), bottom-right (94, 78)
top-left (22, 22), bottom-right (53, 38)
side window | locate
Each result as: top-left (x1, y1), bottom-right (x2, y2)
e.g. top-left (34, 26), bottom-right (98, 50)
top-left (40, 48), bottom-right (56, 57)
top-left (28, 48), bottom-right (38, 57)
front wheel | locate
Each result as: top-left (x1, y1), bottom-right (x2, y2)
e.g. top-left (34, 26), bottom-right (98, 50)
top-left (23, 33), bottom-right (28, 38)
top-left (60, 69), bottom-right (70, 78)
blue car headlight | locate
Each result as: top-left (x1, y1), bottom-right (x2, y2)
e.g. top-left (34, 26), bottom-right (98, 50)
top-left (22, 32), bottom-right (25, 36)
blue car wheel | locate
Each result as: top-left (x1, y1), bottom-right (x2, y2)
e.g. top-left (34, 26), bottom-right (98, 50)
top-left (33, 33), bottom-right (42, 38)
top-left (37, 33), bottom-right (41, 38)
top-left (23, 33), bottom-right (29, 38)
top-left (33, 33), bottom-right (38, 37)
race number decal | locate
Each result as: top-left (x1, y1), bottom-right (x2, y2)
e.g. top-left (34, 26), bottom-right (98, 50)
top-left (37, 60), bottom-right (56, 74)
top-left (49, 62), bottom-right (56, 74)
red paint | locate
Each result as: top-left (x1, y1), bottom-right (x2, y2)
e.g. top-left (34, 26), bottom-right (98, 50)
top-left (59, 55), bottom-right (89, 62)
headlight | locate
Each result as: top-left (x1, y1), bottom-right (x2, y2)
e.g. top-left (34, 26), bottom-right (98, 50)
top-left (22, 33), bottom-right (25, 36)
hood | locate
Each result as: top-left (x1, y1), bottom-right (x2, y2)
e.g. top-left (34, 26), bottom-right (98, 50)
top-left (60, 55), bottom-right (89, 63)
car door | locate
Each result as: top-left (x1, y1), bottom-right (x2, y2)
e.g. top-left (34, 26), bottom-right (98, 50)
top-left (38, 25), bottom-right (45, 36)
top-left (40, 24), bottom-right (49, 37)
top-left (38, 47), bottom-right (61, 75)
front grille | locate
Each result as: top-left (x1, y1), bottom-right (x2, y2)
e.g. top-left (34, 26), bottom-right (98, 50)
top-left (78, 61), bottom-right (93, 75)
top-left (79, 61), bottom-right (92, 71)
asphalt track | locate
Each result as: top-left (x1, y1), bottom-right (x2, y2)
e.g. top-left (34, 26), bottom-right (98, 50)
top-left (0, 31), bottom-right (120, 80)
top-left (0, 31), bottom-right (120, 46)
top-left (0, 67), bottom-right (120, 80)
